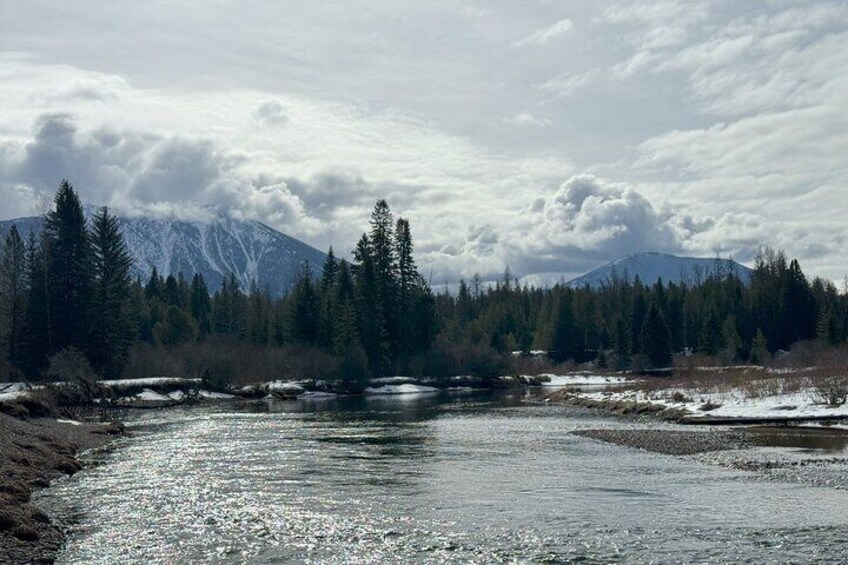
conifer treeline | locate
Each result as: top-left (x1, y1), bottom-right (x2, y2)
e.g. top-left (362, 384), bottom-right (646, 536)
top-left (0, 182), bottom-right (437, 382)
top-left (0, 181), bottom-right (846, 383)
top-left (436, 250), bottom-right (846, 371)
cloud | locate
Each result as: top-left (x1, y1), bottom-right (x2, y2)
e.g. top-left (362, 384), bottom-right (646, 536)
top-left (538, 71), bottom-right (596, 98)
top-left (502, 113), bottom-right (551, 128)
top-left (0, 114), bottom-right (321, 237)
top-left (526, 174), bottom-right (679, 261)
top-left (252, 100), bottom-right (289, 127)
top-left (514, 18), bottom-right (574, 46)
top-left (2, 3), bottom-right (848, 284)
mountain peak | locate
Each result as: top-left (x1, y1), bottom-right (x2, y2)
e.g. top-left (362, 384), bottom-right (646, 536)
top-left (567, 252), bottom-right (751, 288)
top-left (0, 211), bottom-right (325, 296)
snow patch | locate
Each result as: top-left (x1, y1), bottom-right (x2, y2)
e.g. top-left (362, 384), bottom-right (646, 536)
top-left (137, 389), bottom-right (171, 401)
top-left (198, 390), bottom-right (235, 399)
top-left (364, 384), bottom-right (440, 395)
top-left (56, 419), bottom-right (83, 426)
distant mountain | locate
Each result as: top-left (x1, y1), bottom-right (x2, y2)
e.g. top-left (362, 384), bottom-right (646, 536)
top-left (0, 209), bottom-right (326, 296)
top-left (566, 252), bottom-right (752, 288)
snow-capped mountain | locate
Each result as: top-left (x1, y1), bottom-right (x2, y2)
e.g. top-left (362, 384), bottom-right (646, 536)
top-left (0, 209), bottom-right (326, 296)
top-left (566, 252), bottom-right (752, 288)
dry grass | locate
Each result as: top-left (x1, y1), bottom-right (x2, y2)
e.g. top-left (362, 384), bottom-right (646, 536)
top-left (633, 346), bottom-right (848, 405)
top-left (638, 360), bottom-right (805, 402)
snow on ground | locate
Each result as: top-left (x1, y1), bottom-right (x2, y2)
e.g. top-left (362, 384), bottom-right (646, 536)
top-left (299, 391), bottom-right (338, 400)
top-left (538, 373), bottom-right (630, 387)
top-left (198, 390), bottom-right (235, 399)
top-left (56, 419), bottom-right (82, 426)
top-left (0, 389), bottom-right (30, 402)
top-left (268, 381), bottom-right (305, 393)
top-left (100, 377), bottom-right (202, 387)
top-left (364, 384), bottom-right (440, 395)
top-left (370, 376), bottom-right (417, 385)
top-left (137, 389), bottom-right (171, 401)
top-left (573, 385), bottom-right (848, 420)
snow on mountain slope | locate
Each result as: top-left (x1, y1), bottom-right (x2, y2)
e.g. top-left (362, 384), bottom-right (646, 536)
top-left (0, 209), bottom-right (325, 296)
top-left (566, 252), bottom-right (752, 288)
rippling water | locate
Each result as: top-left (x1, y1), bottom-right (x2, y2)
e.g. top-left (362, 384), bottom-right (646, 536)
top-left (43, 391), bottom-right (848, 564)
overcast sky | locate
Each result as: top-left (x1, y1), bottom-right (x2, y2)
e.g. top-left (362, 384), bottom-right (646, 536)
top-left (1, 1), bottom-right (846, 284)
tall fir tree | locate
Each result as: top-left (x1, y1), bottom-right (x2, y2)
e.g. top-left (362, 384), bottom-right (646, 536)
top-left (22, 231), bottom-right (51, 376)
top-left (0, 225), bottom-right (27, 369)
top-left (190, 273), bottom-right (212, 335)
top-left (640, 302), bottom-right (672, 368)
top-left (88, 207), bottom-right (135, 376)
top-left (44, 180), bottom-right (92, 355)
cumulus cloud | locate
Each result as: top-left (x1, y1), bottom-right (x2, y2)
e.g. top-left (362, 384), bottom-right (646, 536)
top-left (524, 175), bottom-right (679, 264)
top-left (0, 114), bottom-right (321, 236)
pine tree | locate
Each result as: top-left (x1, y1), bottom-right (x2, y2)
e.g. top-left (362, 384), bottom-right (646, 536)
top-left (321, 247), bottom-right (338, 290)
top-left (21, 231), bottom-right (51, 377)
top-left (640, 302), bottom-right (672, 368)
top-left (88, 207), bottom-right (135, 377)
top-left (613, 318), bottom-right (631, 370)
top-left (750, 327), bottom-right (769, 363)
top-left (318, 248), bottom-right (339, 347)
top-left (700, 310), bottom-right (723, 355)
top-left (0, 225), bottom-right (27, 370)
top-left (353, 233), bottom-right (389, 375)
top-left (290, 263), bottom-right (319, 345)
top-left (190, 273), bottom-right (212, 335)
top-left (44, 180), bottom-right (92, 355)
top-left (395, 217), bottom-right (417, 357)
top-left (368, 200), bottom-right (398, 359)
top-left (154, 305), bottom-right (197, 347)
top-left (551, 290), bottom-right (580, 362)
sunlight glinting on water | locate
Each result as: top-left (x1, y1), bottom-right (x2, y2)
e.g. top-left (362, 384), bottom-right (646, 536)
top-left (43, 394), bottom-right (848, 564)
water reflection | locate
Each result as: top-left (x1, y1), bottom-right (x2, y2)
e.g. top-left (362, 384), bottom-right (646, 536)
top-left (747, 426), bottom-right (848, 453)
top-left (43, 392), bottom-right (848, 564)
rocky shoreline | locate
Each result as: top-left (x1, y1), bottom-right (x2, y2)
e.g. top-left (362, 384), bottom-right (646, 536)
top-left (0, 412), bottom-right (124, 565)
top-left (573, 428), bottom-right (749, 456)
top-left (554, 390), bottom-right (848, 491)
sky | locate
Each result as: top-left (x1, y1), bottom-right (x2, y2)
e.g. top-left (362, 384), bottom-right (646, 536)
top-left (0, 0), bottom-right (846, 284)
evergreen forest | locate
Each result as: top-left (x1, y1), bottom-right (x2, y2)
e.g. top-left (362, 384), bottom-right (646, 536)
top-left (1, 181), bottom-right (846, 387)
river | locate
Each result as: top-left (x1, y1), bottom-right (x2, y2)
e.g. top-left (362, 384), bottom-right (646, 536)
top-left (42, 390), bottom-right (848, 564)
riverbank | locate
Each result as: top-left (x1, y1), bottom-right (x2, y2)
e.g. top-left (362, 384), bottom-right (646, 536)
top-left (553, 383), bottom-right (848, 491)
top-left (0, 412), bottom-right (124, 565)
top-left (573, 428), bottom-right (749, 455)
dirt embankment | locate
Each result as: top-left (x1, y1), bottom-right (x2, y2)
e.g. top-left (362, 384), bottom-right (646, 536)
top-left (0, 412), bottom-right (124, 565)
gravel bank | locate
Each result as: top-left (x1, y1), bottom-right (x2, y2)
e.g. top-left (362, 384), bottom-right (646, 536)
top-left (573, 428), bottom-right (748, 455)
top-left (0, 412), bottom-right (123, 565)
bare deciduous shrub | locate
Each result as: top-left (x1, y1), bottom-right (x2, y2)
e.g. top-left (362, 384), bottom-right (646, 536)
top-left (806, 348), bottom-right (848, 407)
top-left (123, 340), bottom-right (345, 386)
top-left (44, 347), bottom-right (99, 403)
top-left (670, 391), bottom-right (692, 403)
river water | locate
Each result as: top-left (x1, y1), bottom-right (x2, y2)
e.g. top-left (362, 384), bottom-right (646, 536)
top-left (43, 391), bottom-right (848, 564)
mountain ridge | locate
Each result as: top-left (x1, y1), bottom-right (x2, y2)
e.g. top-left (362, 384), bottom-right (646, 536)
top-left (566, 251), bottom-right (752, 288)
top-left (0, 209), bottom-right (326, 296)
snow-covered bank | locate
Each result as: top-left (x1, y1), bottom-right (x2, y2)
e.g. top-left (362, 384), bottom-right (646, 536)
top-left (538, 373), bottom-right (630, 387)
top-left (559, 383), bottom-right (848, 422)
top-left (2, 371), bottom-right (634, 408)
